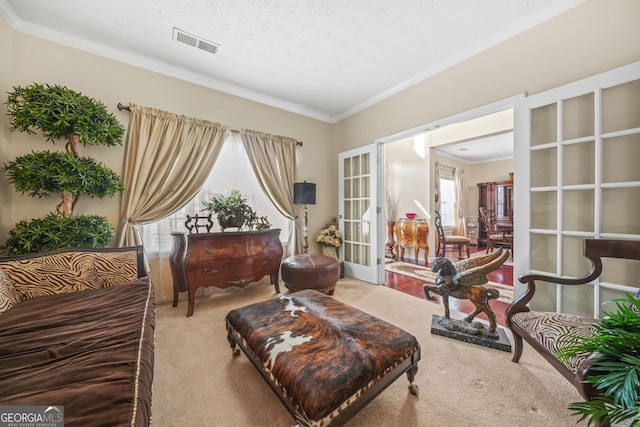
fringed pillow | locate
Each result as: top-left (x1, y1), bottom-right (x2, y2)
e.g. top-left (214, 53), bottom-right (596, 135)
top-left (0, 268), bottom-right (21, 314)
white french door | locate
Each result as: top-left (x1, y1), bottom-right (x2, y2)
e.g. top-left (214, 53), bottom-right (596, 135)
top-left (338, 144), bottom-right (380, 284)
top-left (514, 61), bottom-right (640, 318)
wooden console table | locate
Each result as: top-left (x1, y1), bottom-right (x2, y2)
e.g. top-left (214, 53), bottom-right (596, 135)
top-left (170, 229), bottom-right (283, 316)
top-left (394, 219), bottom-right (429, 263)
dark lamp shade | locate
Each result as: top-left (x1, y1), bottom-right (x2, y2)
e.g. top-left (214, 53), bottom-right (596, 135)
top-left (294, 182), bottom-right (316, 205)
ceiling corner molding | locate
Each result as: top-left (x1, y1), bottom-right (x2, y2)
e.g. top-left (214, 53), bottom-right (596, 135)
top-left (0, 0), bottom-right (19, 27)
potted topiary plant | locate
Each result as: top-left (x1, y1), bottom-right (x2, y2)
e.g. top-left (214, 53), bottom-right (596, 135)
top-left (556, 292), bottom-right (640, 427)
top-left (1, 83), bottom-right (125, 255)
top-left (201, 190), bottom-right (270, 231)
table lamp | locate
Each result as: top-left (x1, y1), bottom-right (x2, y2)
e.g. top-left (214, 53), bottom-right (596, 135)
top-left (294, 181), bottom-right (316, 254)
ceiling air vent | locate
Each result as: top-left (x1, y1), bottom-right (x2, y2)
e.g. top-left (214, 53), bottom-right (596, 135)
top-left (173, 27), bottom-right (220, 55)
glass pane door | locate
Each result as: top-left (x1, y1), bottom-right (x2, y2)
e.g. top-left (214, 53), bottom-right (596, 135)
top-left (515, 62), bottom-right (640, 317)
top-left (339, 144), bottom-right (379, 283)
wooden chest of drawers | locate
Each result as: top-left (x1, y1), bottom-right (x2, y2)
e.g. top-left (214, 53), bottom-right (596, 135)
top-left (170, 229), bottom-right (283, 316)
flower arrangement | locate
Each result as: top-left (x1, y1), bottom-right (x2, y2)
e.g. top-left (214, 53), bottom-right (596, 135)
top-left (315, 223), bottom-right (342, 248)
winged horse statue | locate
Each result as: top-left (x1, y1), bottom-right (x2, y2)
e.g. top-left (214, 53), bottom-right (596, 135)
top-left (424, 248), bottom-right (510, 334)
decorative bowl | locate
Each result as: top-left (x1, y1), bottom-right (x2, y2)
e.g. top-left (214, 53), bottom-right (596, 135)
top-left (405, 213), bottom-right (417, 219)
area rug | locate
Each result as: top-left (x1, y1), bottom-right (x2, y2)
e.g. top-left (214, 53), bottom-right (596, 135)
top-left (152, 278), bottom-right (587, 426)
top-left (385, 261), bottom-right (513, 303)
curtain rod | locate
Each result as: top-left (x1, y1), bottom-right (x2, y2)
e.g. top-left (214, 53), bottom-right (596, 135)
top-left (117, 102), bottom-right (303, 146)
top-left (435, 161), bottom-right (456, 171)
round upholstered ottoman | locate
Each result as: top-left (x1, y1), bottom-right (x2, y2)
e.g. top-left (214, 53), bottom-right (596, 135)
top-left (281, 254), bottom-right (340, 295)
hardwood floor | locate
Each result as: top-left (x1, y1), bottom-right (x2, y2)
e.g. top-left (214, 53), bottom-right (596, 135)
top-left (385, 245), bottom-right (512, 327)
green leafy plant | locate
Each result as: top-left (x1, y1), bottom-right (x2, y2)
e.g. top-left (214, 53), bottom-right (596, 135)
top-left (556, 293), bottom-right (640, 427)
top-left (5, 83), bottom-right (123, 148)
top-left (3, 213), bottom-right (115, 255)
top-left (1, 83), bottom-right (124, 255)
top-left (4, 151), bottom-right (123, 199)
top-left (201, 190), bottom-right (270, 231)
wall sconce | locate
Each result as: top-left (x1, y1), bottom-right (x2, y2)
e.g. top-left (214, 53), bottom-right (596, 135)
top-left (294, 181), bottom-right (316, 254)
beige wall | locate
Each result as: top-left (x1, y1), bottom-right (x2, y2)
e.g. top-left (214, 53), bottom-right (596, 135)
top-left (0, 18), bottom-right (13, 229)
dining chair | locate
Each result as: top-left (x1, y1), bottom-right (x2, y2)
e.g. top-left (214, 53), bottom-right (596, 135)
top-left (434, 210), bottom-right (471, 260)
top-left (479, 207), bottom-right (511, 254)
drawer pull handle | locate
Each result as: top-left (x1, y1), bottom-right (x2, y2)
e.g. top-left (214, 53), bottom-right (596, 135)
top-left (203, 268), bottom-right (219, 275)
top-left (228, 276), bottom-right (255, 287)
top-left (204, 248), bottom-right (220, 256)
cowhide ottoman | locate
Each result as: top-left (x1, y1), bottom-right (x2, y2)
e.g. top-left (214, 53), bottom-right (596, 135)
top-left (281, 254), bottom-right (340, 295)
top-left (225, 290), bottom-right (421, 427)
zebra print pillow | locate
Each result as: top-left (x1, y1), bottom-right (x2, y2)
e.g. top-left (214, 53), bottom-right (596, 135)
top-left (0, 250), bottom-right (139, 300)
top-left (0, 268), bottom-right (21, 314)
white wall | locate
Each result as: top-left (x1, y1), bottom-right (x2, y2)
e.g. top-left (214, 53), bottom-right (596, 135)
top-left (384, 137), bottom-right (429, 221)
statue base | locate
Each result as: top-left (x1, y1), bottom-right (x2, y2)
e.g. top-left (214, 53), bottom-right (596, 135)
top-left (430, 314), bottom-right (511, 352)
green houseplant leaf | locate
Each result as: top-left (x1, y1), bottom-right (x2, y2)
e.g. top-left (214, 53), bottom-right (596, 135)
top-left (556, 293), bottom-right (640, 427)
top-left (201, 190), bottom-right (270, 231)
top-left (5, 83), bottom-right (124, 147)
top-left (1, 213), bottom-right (116, 256)
top-left (3, 151), bottom-right (124, 198)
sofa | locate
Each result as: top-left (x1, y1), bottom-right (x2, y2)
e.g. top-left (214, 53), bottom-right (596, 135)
top-left (0, 246), bottom-right (154, 426)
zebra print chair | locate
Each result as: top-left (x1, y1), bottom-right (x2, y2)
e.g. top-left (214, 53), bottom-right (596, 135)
top-left (505, 239), bottom-right (640, 417)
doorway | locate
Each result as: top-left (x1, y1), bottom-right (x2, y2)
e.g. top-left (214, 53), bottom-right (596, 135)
top-left (378, 96), bottom-right (521, 273)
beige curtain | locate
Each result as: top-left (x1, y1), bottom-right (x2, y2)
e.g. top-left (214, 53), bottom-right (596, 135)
top-left (435, 162), bottom-right (466, 235)
top-left (240, 129), bottom-right (297, 256)
top-left (116, 103), bottom-right (228, 249)
top-left (453, 168), bottom-right (466, 236)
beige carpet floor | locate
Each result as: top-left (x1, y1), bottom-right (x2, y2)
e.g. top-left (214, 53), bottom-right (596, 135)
top-left (153, 278), bottom-right (586, 427)
top-left (385, 261), bottom-right (514, 303)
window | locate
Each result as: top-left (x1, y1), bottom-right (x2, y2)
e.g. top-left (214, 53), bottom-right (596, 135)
top-left (439, 178), bottom-right (455, 227)
top-left (141, 134), bottom-right (290, 255)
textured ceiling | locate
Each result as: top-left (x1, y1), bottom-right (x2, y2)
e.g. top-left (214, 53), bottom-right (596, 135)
top-left (1, 0), bottom-right (584, 123)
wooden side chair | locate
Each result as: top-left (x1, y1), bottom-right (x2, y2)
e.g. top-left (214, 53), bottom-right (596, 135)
top-left (506, 239), bottom-right (640, 427)
top-left (479, 207), bottom-right (511, 254)
top-left (434, 210), bottom-right (470, 260)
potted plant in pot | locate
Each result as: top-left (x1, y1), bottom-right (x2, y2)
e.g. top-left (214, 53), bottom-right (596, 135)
top-left (201, 190), bottom-right (270, 231)
top-left (1, 83), bottom-right (125, 255)
top-left (556, 292), bottom-right (640, 427)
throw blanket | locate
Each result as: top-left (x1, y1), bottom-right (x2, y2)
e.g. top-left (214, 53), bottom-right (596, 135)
top-left (0, 277), bottom-right (155, 427)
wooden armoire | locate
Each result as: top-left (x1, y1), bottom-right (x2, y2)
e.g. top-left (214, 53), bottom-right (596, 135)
top-left (477, 174), bottom-right (513, 245)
